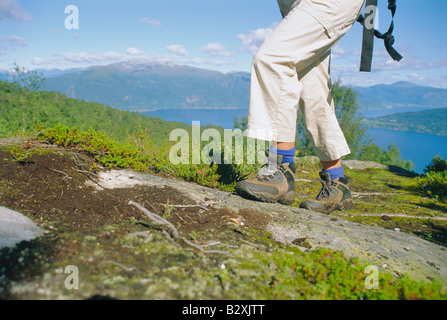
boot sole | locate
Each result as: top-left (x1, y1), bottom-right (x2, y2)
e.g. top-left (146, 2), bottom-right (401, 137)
top-left (332, 198), bottom-right (354, 213)
top-left (300, 198), bottom-right (354, 215)
top-left (235, 184), bottom-right (295, 205)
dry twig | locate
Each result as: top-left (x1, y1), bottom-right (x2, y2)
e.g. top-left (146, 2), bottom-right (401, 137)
top-left (48, 168), bottom-right (72, 180)
top-left (128, 200), bottom-right (232, 256)
top-left (104, 260), bottom-right (134, 272)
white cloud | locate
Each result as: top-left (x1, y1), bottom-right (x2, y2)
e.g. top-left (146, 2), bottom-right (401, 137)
top-left (8, 35), bottom-right (26, 48)
top-left (30, 57), bottom-right (46, 65)
top-left (409, 73), bottom-right (425, 81)
top-left (55, 51), bottom-right (123, 64)
top-left (125, 47), bottom-right (145, 57)
top-left (29, 52), bottom-right (123, 67)
top-left (330, 51), bottom-right (447, 89)
top-left (369, 51), bottom-right (427, 72)
top-left (0, 0), bottom-right (32, 21)
top-left (200, 43), bottom-right (233, 57)
top-left (30, 48), bottom-right (155, 68)
top-left (166, 44), bottom-right (188, 57)
top-left (187, 58), bottom-right (236, 67)
top-left (236, 22), bottom-right (279, 55)
top-left (28, 46), bottom-right (239, 71)
top-left (331, 45), bottom-right (348, 59)
top-left (0, 35), bottom-right (27, 53)
top-left (332, 46), bottom-right (345, 55)
top-left (139, 17), bottom-right (162, 29)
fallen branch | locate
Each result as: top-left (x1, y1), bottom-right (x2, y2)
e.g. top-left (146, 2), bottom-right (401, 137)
top-left (104, 260), bottom-right (134, 272)
top-left (162, 230), bottom-right (181, 247)
top-left (48, 168), bottom-right (72, 180)
top-left (129, 200), bottom-right (179, 238)
top-left (128, 200), bottom-right (232, 256)
top-left (201, 241), bottom-right (222, 248)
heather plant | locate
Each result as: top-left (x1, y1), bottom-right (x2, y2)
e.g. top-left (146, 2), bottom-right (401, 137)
top-left (417, 156), bottom-right (447, 202)
top-left (424, 155), bottom-right (447, 174)
top-left (36, 123), bottom-right (259, 192)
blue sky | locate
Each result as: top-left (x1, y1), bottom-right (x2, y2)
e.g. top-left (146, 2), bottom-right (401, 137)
top-left (1, 0), bottom-right (447, 88)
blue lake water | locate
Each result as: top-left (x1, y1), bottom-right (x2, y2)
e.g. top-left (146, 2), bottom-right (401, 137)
top-left (142, 108), bottom-right (246, 129)
top-left (366, 128), bottom-right (446, 173)
top-left (141, 107), bottom-right (447, 174)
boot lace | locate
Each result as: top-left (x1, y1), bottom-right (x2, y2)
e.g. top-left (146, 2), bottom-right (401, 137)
top-left (315, 178), bottom-right (332, 200)
top-left (256, 150), bottom-right (282, 181)
top-left (257, 162), bottom-right (279, 181)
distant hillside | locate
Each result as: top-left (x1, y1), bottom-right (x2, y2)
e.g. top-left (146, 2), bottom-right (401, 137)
top-left (41, 62), bottom-right (447, 112)
top-left (0, 80), bottom-right (192, 143)
top-left (6, 62), bottom-right (447, 113)
top-left (364, 107), bottom-right (447, 136)
top-left (354, 82), bottom-right (447, 110)
top-left (43, 60), bottom-right (250, 112)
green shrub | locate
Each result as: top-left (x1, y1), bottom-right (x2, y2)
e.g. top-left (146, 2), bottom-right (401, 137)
top-left (233, 248), bottom-right (447, 300)
top-left (417, 170), bottom-right (447, 202)
top-left (424, 155), bottom-right (447, 174)
top-left (417, 156), bottom-right (447, 202)
top-left (36, 123), bottom-right (259, 192)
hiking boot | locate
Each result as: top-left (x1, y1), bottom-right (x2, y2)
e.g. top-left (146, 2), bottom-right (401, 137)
top-left (235, 151), bottom-right (296, 205)
top-left (299, 171), bottom-right (353, 214)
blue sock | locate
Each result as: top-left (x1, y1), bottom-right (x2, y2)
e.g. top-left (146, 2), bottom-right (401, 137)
top-left (270, 147), bottom-right (295, 165)
top-left (322, 166), bottom-right (344, 180)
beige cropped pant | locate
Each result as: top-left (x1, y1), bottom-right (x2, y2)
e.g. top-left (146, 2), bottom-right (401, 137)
top-left (247, 0), bottom-right (365, 161)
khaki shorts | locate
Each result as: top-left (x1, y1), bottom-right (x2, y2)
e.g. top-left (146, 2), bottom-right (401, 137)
top-left (247, 0), bottom-right (365, 161)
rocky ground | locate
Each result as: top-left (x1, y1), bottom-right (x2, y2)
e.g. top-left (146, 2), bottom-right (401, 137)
top-left (0, 139), bottom-right (446, 300)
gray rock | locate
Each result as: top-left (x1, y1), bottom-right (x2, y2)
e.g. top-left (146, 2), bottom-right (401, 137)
top-left (0, 206), bottom-right (45, 249)
top-left (91, 169), bottom-right (447, 286)
top-left (342, 160), bottom-right (419, 177)
top-left (342, 160), bottom-right (388, 170)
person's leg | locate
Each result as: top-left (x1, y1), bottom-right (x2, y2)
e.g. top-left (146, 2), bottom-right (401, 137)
top-left (321, 159), bottom-right (344, 179)
top-left (321, 159), bottom-right (342, 170)
top-left (271, 142), bottom-right (296, 165)
top-left (246, 7), bottom-right (334, 145)
top-left (237, 8), bottom-right (328, 205)
top-left (297, 52), bottom-right (352, 213)
top-left (297, 50), bottom-right (351, 164)
top-left (246, 0), bottom-right (365, 145)
top-left (237, 0), bottom-right (365, 205)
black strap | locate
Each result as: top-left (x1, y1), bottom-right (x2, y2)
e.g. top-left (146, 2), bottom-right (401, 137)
top-left (359, 0), bottom-right (378, 72)
top-left (358, 0), bottom-right (403, 72)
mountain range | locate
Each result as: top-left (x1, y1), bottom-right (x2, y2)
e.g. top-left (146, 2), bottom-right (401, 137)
top-left (41, 61), bottom-right (250, 112)
top-left (353, 82), bottom-right (447, 110)
top-left (2, 60), bottom-right (447, 112)
top-left (364, 107), bottom-right (447, 136)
